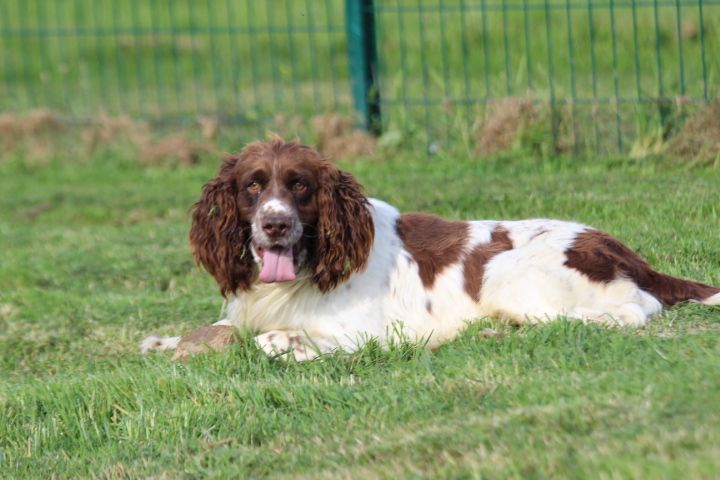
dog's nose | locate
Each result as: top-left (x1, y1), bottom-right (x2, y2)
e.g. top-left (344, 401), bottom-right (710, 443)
top-left (262, 215), bottom-right (292, 239)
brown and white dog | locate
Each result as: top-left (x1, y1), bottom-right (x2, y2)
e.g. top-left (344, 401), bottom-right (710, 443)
top-left (141, 139), bottom-right (720, 360)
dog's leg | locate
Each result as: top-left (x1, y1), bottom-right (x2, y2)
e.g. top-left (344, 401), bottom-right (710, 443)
top-left (212, 319), bottom-right (234, 326)
top-left (139, 335), bottom-right (181, 354)
top-left (139, 316), bottom-right (236, 355)
top-left (140, 318), bottom-right (237, 355)
top-left (255, 330), bottom-right (338, 361)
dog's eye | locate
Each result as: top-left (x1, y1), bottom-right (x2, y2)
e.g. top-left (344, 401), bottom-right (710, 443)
top-left (291, 181), bottom-right (307, 193)
top-left (247, 181), bottom-right (262, 193)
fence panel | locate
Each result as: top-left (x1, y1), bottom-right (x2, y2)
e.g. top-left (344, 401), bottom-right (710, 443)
top-left (0, 0), bottom-right (351, 131)
top-left (372, 0), bottom-right (720, 153)
top-left (0, 0), bottom-right (718, 153)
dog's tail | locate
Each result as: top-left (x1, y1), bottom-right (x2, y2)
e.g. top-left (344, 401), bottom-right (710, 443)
top-left (701, 290), bottom-right (720, 305)
top-left (637, 271), bottom-right (720, 307)
top-left (565, 229), bottom-right (719, 307)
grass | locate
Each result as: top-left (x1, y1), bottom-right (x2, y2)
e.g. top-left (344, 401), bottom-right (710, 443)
top-left (1, 1), bottom-right (719, 476)
top-left (1, 145), bottom-right (720, 478)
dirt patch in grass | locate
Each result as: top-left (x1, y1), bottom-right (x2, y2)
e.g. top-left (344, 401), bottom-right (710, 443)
top-left (666, 100), bottom-right (720, 166)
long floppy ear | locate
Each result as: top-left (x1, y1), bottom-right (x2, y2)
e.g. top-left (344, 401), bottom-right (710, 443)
top-left (189, 155), bottom-right (254, 296)
top-left (312, 165), bottom-right (374, 292)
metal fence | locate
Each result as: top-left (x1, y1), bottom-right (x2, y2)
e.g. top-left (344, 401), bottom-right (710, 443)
top-left (0, 0), bottom-right (351, 135)
top-left (1, 0), bottom-right (718, 153)
top-left (369, 0), bottom-right (720, 153)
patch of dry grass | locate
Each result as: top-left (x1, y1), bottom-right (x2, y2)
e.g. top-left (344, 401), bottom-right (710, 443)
top-left (475, 98), bottom-right (537, 156)
top-left (0, 110), bottom-right (219, 167)
top-left (2, 102), bottom-right (719, 167)
top-left (0, 109), bottom-right (63, 158)
top-left (312, 113), bottom-right (376, 161)
top-left (138, 134), bottom-right (215, 167)
top-left (667, 100), bottom-right (720, 166)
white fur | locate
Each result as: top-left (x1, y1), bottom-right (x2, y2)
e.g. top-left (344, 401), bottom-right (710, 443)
top-left (260, 198), bottom-right (292, 215)
top-left (251, 197), bottom-right (303, 249)
top-left (142, 198), bottom-right (708, 360)
top-left (476, 220), bottom-right (663, 327)
top-left (703, 292), bottom-right (720, 306)
top-left (139, 335), bottom-right (181, 353)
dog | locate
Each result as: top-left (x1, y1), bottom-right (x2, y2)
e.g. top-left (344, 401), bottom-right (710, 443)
top-left (141, 139), bottom-right (720, 360)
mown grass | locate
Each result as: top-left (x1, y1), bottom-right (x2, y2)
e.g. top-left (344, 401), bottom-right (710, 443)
top-left (1, 145), bottom-right (719, 478)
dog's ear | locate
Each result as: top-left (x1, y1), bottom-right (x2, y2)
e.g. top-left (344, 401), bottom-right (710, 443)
top-left (189, 155), bottom-right (254, 296)
top-left (311, 165), bottom-right (374, 292)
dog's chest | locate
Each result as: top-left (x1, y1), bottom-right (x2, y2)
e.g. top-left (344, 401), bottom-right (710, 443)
top-left (225, 279), bottom-right (320, 332)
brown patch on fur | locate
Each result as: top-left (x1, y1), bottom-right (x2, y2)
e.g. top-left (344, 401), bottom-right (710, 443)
top-left (312, 155), bottom-right (375, 292)
top-left (172, 325), bottom-right (238, 361)
top-left (565, 229), bottom-right (720, 306)
top-left (396, 213), bottom-right (470, 288)
top-left (312, 114), bottom-right (376, 160)
top-left (426, 299), bottom-right (432, 314)
top-left (463, 226), bottom-right (514, 302)
top-left (189, 154), bottom-right (255, 296)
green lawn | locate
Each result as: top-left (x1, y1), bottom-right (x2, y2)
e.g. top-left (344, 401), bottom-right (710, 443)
top-left (1, 147), bottom-right (719, 478)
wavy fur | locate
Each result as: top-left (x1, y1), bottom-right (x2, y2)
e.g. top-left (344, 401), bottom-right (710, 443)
top-left (189, 155), bottom-right (254, 296)
top-left (312, 165), bottom-right (374, 292)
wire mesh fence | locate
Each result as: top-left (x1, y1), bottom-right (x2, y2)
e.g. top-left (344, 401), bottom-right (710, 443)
top-left (0, 0), bottom-right (351, 133)
top-left (372, 0), bottom-right (720, 154)
top-left (0, 0), bottom-right (718, 154)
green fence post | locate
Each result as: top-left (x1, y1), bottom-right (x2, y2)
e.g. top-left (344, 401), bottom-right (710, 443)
top-left (345, 0), bottom-right (381, 135)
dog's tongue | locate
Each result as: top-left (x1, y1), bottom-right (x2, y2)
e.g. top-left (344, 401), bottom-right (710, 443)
top-left (259, 247), bottom-right (296, 283)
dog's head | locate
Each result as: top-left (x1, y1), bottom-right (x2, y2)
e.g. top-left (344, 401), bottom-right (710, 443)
top-left (189, 138), bottom-right (374, 296)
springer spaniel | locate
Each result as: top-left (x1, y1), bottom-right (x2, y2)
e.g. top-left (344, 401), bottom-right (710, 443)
top-left (141, 139), bottom-right (720, 360)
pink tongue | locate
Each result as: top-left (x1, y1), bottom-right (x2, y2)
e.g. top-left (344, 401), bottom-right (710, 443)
top-left (259, 247), bottom-right (296, 283)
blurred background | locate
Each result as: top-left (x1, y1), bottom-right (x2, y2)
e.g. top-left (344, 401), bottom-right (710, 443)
top-left (0, 0), bottom-right (718, 158)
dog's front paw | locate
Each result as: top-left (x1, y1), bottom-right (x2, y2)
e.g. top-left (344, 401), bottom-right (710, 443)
top-left (255, 331), bottom-right (320, 361)
top-left (139, 335), bottom-right (181, 354)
